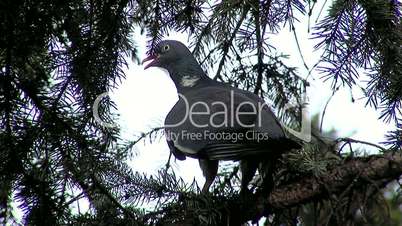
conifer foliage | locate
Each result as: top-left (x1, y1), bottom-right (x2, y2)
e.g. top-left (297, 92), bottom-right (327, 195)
top-left (0, 0), bottom-right (401, 225)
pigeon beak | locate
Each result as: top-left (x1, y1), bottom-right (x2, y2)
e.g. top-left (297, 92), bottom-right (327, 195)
top-left (142, 54), bottom-right (159, 70)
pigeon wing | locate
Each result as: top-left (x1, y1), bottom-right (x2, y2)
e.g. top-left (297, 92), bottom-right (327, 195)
top-left (164, 85), bottom-right (287, 157)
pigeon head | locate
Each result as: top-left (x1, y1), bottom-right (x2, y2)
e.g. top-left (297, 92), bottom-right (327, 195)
top-left (142, 40), bottom-right (210, 91)
top-left (142, 40), bottom-right (193, 70)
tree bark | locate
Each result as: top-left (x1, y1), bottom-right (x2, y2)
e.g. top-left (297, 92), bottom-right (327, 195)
top-left (230, 151), bottom-right (402, 224)
top-left (268, 152), bottom-right (402, 208)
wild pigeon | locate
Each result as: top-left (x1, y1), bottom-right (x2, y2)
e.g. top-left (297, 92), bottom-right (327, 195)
top-left (142, 40), bottom-right (301, 193)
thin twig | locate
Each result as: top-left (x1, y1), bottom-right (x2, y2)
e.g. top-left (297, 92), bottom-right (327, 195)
top-left (213, 6), bottom-right (249, 81)
top-left (154, 152), bottom-right (173, 210)
top-left (335, 137), bottom-right (386, 151)
top-left (315, 0), bottom-right (329, 23)
top-left (163, 152), bottom-right (172, 185)
top-left (63, 192), bottom-right (86, 208)
top-left (320, 88), bottom-right (338, 132)
top-left (292, 27), bottom-right (309, 71)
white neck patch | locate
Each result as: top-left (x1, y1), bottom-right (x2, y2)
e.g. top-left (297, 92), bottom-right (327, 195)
top-left (180, 75), bottom-right (199, 87)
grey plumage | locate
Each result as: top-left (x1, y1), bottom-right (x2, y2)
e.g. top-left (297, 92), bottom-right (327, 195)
top-left (143, 40), bottom-right (301, 193)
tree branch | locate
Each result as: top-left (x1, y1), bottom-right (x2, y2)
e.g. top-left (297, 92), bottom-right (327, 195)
top-left (253, 1), bottom-right (264, 95)
top-left (268, 151), bottom-right (402, 208)
top-left (224, 152), bottom-right (402, 224)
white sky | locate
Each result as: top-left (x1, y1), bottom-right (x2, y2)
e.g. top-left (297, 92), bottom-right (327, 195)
top-left (111, 14), bottom-right (395, 190)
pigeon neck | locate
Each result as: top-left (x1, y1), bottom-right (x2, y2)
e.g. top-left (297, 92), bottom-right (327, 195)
top-left (166, 58), bottom-right (211, 94)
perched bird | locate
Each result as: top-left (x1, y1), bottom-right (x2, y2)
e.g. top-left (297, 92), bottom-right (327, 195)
top-left (142, 40), bottom-right (300, 193)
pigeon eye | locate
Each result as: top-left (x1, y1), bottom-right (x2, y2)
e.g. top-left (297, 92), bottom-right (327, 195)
top-left (162, 45), bottom-right (170, 52)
